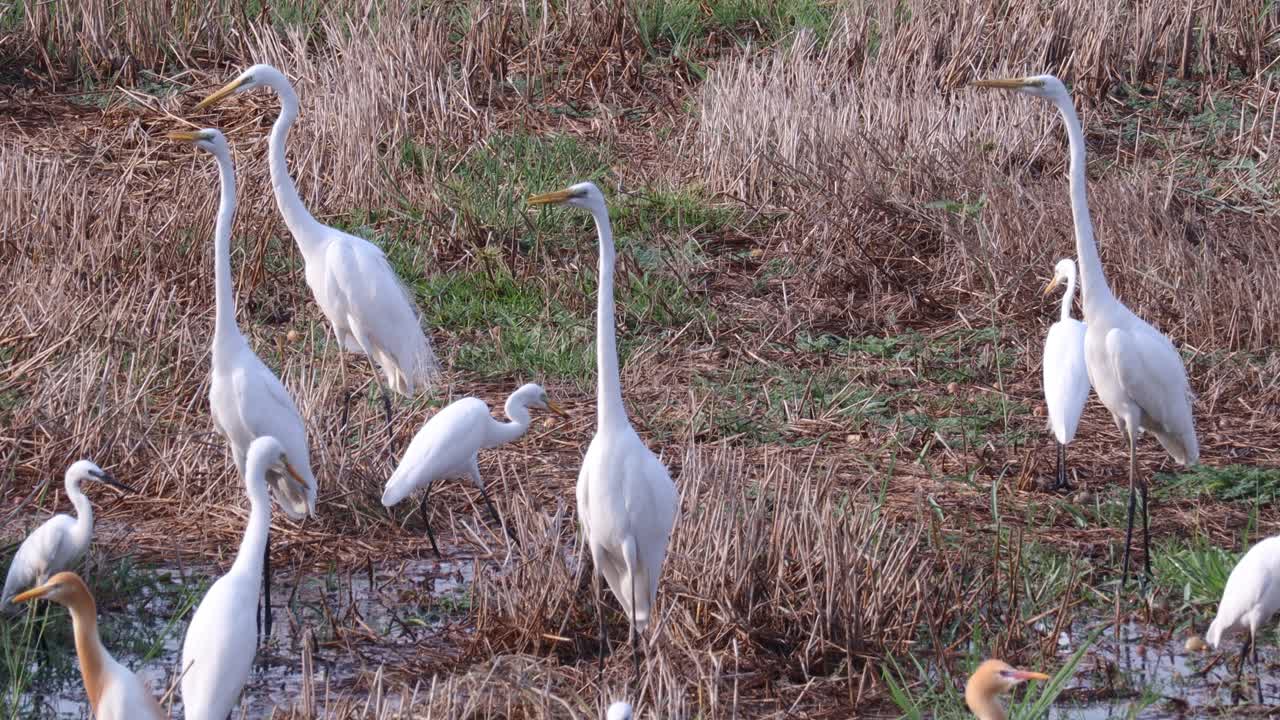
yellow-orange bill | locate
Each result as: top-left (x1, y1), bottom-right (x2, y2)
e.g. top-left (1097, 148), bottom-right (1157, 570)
top-left (527, 189), bottom-right (574, 206)
top-left (1042, 278), bottom-right (1061, 296)
top-left (970, 77), bottom-right (1035, 90)
top-left (11, 584), bottom-right (50, 604)
top-left (195, 77), bottom-right (246, 111)
top-left (167, 131), bottom-right (204, 142)
top-left (546, 399), bottom-right (569, 418)
top-left (1013, 669), bottom-right (1050, 681)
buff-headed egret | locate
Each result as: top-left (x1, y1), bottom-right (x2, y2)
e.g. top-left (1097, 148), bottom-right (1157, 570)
top-left (964, 659), bottom-right (1049, 720)
top-left (1206, 535), bottom-right (1280, 701)
top-left (1042, 258), bottom-right (1090, 491)
top-left (381, 383), bottom-right (567, 556)
top-left (13, 572), bottom-right (165, 719)
top-left (527, 182), bottom-right (679, 671)
top-left (2, 461), bottom-right (133, 611)
top-left (170, 127), bottom-right (318, 641)
top-left (973, 75), bottom-right (1199, 587)
top-left (195, 65), bottom-right (439, 433)
top-left (181, 436), bottom-right (307, 719)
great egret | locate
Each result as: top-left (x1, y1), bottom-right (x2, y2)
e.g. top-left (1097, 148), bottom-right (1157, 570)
top-left (973, 75), bottom-right (1199, 587)
top-left (381, 383), bottom-right (567, 556)
top-left (964, 659), bottom-right (1049, 720)
top-left (527, 182), bottom-right (679, 671)
top-left (181, 436), bottom-right (307, 720)
top-left (1206, 535), bottom-right (1280, 701)
top-left (195, 64), bottom-right (439, 434)
top-left (2, 461), bottom-right (133, 611)
top-left (1042, 258), bottom-right (1091, 491)
top-left (13, 572), bottom-right (165, 719)
top-left (607, 701), bottom-right (633, 720)
top-left (170, 127), bottom-right (318, 642)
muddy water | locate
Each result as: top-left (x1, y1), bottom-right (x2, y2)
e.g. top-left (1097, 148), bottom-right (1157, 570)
top-left (17, 557), bottom-right (473, 718)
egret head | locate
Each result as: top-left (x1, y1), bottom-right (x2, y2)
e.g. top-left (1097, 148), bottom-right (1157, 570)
top-left (248, 436), bottom-right (308, 501)
top-left (1043, 258), bottom-right (1077, 296)
top-left (606, 701), bottom-right (633, 720)
top-left (11, 571), bottom-right (90, 607)
top-left (196, 63), bottom-right (291, 110)
top-left (512, 383), bottom-right (569, 418)
top-left (65, 460), bottom-right (135, 495)
top-left (527, 181), bottom-right (607, 214)
top-left (964, 659), bottom-right (1049, 717)
top-left (971, 74), bottom-right (1069, 101)
top-left (166, 128), bottom-right (229, 156)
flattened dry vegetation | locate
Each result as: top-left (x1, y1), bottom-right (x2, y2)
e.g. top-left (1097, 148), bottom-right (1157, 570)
top-left (2, 0), bottom-right (1280, 717)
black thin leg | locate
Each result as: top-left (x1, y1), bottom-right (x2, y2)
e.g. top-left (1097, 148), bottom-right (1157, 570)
top-left (419, 487), bottom-right (441, 558)
top-left (1140, 480), bottom-right (1152, 584)
top-left (261, 532), bottom-right (272, 646)
top-left (1256, 636), bottom-right (1264, 704)
top-left (595, 570), bottom-right (608, 674)
top-left (630, 581), bottom-right (641, 677)
top-left (380, 387), bottom-right (394, 448)
top-left (1236, 635), bottom-right (1252, 682)
top-left (1120, 484), bottom-right (1137, 591)
top-left (479, 486), bottom-right (520, 546)
top-left (339, 389), bottom-right (353, 431)
top-left (1053, 442), bottom-right (1073, 491)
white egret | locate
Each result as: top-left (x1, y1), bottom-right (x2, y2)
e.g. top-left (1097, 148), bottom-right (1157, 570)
top-left (2, 461), bottom-right (133, 612)
top-left (13, 572), bottom-right (165, 719)
top-left (1206, 535), bottom-right (1280, 700)
top-left (607, 701), bottom-right (633, 720)
top-left (964, 659), bottom-right (1050, 720)
top-left (1042, 258), bottom-right (1090, 491)
top-left (973, 75), bottom-right (1199, 586)
top-left (527, 182), bottom-right (679, 671)
top-left (381, 383), bottom-right (567, 556)
top-left (181, 436), bottom-right (308, 720)
top-left (170, 128), bottom-right (318, 641)
top-left (195, 65), bottom-right (438, 434)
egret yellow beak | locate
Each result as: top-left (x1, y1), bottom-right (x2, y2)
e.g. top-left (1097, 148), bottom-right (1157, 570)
top-left (527, 189), bottom-right (574, 206)
top-left (283, 460), bottom-right (308, 496)
top-left (12, 582), bottom-right (53, 604)
top-left (196, 76), bottom-right (248, 111)
top-left (1042, 277), bottom-right (1062, 296)
top-left (546, 399), bottom-right (569, 418)
top-left (1011, 669), bottom-right (1051, 681)
top-left (167, 130), bottom-right (205, 142)
top-left (970, 77), bottom-right (1040, 90)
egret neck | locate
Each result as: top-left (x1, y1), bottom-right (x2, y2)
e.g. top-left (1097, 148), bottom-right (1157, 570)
top-left (66, 479), bottom-right (94, 559)
top-left (484, 395), bottom-right (533, 449)
top-left (265, 81), bottom-right (324, 257)
top-left (229, 451), bottom-right (273, 583)
top-left (1058, 265), bottom-right (1077, 323)
top-left (589, 203), bottom-right (627, 430)
top-left (64, 581), bottom-right (108, 711)
top-left (1051, 94), bottom-right (1114, 315)
top-left (211, 144), bottom-right (242, 361)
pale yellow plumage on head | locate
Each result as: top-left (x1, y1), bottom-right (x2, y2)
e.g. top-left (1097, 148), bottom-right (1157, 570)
top-left (964, 659), bottom-right (1049, 720)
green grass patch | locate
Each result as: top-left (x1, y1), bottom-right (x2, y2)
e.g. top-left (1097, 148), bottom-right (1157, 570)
top-left (1153, 539), bottom-right (1236, 617)
top-left (1159, 464), bottom-right (1280, 505)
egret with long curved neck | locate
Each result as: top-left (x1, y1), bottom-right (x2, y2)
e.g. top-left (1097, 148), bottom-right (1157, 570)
top-left (1041, 258), bottom-right (1090, 491)
top-left (170, 128), bottom-right (319, 642)
top-left (527, 182), bottom-right (679, 672)
top-left (973, 75), bottom-right (1199, 588)
top-left (14, 572), bottom-right (165, 718)
top-left (381, 383), bottom-right (568, 556)
top-left (196, 64), bottom-right (439, 437)
top-left (2, 461), bottom-right (133, 612)
top-left (180, 436), bottom-right (308, 720)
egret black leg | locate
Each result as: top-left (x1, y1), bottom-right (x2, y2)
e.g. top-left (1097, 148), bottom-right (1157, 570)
top-left (630, 581), bottom-right (640, 676)
top-left (1140, 479), bottom-right (1152, 584)
top-left (1054, 442), bottom-right (1073, 491)
top-left (594, 569), bottom-right (609, 674)
top-left (262, 532), bottom-right (273, 646)
top-left (380, 386), bottom-right (394, 448)
top-left (339, 389), bottom-right (354, 432)
top-left (1120, 433), bottom-right (1138, 591)
top-left (479, 486), bottom-right (520, 546)
top-left (419, 486), bottom-right (441, 558)
top-left (1255, 635), bottom-right (1264, 704)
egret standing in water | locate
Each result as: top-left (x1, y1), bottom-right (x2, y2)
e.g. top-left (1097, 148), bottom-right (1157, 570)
top-left (972, 75), bottom-right (1199, 587)
top-left (13, 572), bottom-right (165, 719)
top-left (2, 461), bottom-right (133, 611)
top-left (195, 65), bottom-right (439, 434)
top-left (181, 436), bottom-right (308, 720)
top-left (170, 128), bottom-right (318, 642)
top-left (381, 383), bottom-right (568, 556)
top-left (528, 182), bottom-right (678, 671)
top-left (1042, 258), bottom-right (1090, 491)
top-left (1206, 534), bottom-right (1280, 702)
top-left (964, 659), bottom-right (1050, 720)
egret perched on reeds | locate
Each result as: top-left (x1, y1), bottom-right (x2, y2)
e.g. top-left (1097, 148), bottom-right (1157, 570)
top-left (1042, 258), bottom-right (1090, 491)
top-left (964, 659), bottom-right (1049, 720)
top-left (1206, 534), bottom-right (1280, 701)
top-left (181, 436), bottom-right (308, 720)
top-left (2, 461), bottom-right (132, 611)
top-left (973, 75), bottom-right (1199, 586)
top-left (195, 65), bottom-right (438, 433)
top-left (381, 383), bottom-right (568, 556)
top-left (13, 572), bottom-right (165, 719)
top-left (170, 128), bottom-right (317, 641)
top-left (527, 182), bottom-right (678, 670)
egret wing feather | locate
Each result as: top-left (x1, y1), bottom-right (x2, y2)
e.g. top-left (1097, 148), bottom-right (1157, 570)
top-left (96, 659), bottom-right (165, 719)
top-left (3, 515), bottom-right (76, 606)
top-left (1105, 326), bottom-right (1198, 464)
top-left (1043, 318), bottom-right (1090, 444)
top-left (180, 568), bottom-right (258, 720)
top-left (1207, 537), bottom-right (1280, 647)
top-left (382, 397), bottom-right (490, 506)
top-left (228, 355), bottom-right (316, 516)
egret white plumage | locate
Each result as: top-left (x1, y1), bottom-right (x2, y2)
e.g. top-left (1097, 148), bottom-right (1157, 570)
top-left (973, 75), bottom-right (1199, 587)
top-left (1042, 258), bottom-right (1090, 491)
top-left (1205, 535), bottom-right (1280, 700)
top-left (381, 383), bottom-right (567, 556)
top-left (170, 127), bottom-right (318, 641)
top-left (195, 65), bottom-right (439, 434)
top-left (13, 572), bottom-right (165, 719)
top-left (2, 461), bottom-right (132, 612)
top-left (180, 436), bottom-right (308, 720)
top-left (964, 659), bottom-right (1049, 720)
top-left (528, 182), bottom-right (679, 670)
